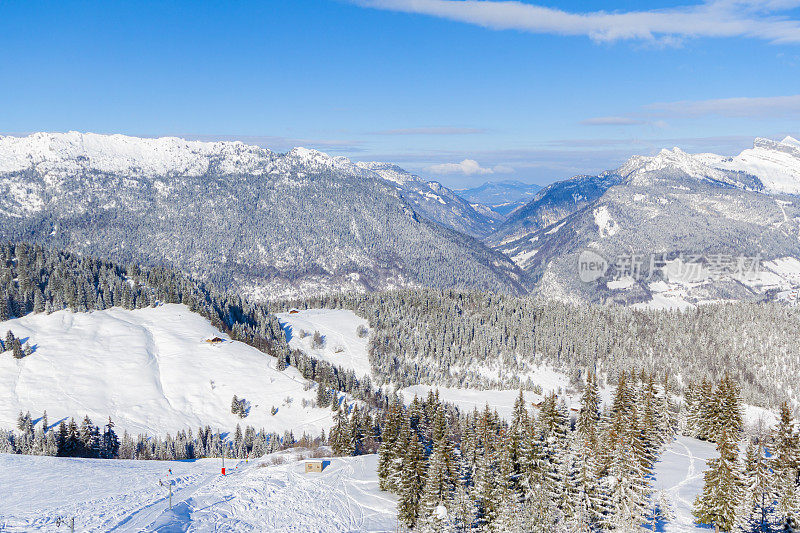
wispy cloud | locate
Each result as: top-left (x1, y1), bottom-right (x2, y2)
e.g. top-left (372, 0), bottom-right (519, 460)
top-left (580, 116), bottom-right (645, 126)
top-left (646, 94), bottom-right (800, 117)
top-left (354, 0), bottom-right (800, 44)
top-left (426, 159), bottom-right (514, 175)
top-left (372, 126), bottom-right (486, 135)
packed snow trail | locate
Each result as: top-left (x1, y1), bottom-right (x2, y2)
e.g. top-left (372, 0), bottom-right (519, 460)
top-left (652, 436), bottom-right (717, 532)
top-left (0, 452), bottom-right (396, 532)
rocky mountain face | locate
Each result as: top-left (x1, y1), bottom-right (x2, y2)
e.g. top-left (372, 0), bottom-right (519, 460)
top-left (0, 132), bottom-right (527, 300)
top-left (491, 137), bottom-right (800, 306)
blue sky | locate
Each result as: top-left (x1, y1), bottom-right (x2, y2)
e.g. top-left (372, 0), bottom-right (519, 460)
top-left (1, 0), bottom-right (799, 187)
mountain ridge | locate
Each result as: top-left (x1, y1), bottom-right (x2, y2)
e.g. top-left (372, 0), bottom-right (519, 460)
top-left (491, 135), bottom-right (800, 306)
top-left (0, 132), bottom-right (527, 300)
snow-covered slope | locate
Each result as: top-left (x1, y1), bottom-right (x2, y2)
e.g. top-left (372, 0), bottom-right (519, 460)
top-left (277, 309), bottom-right (373, 380)
top-left (0, 304), bottom-right (336, 436)
top-left (704, 136), bottom-right (800, 194)
top-left (357, 161), bottom-right (501, 237)
top-left (0, 131), bottom-right (275, 178)
top-left (653, 436), bottom-right (719, 532)
top-left (617, 136), bottom-right (800, 193)
top-left (0, 451), bottom-right (396, 532)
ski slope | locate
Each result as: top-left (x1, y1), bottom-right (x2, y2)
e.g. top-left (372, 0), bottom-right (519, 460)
top-left (0, 304), bottom-right (335, 436)
top-left (0, 436), bottom-right (717, 532)
top-left (0, 451), bottom-right (397, 532)
top-left (277, 309), bottom-right (373, 380)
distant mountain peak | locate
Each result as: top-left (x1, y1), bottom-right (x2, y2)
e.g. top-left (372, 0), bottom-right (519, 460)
top-left (782, 135), bottom-right (800, 147)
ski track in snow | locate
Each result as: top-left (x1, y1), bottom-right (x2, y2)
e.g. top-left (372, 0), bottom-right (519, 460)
top-left (0, 452), bottom-right (397, 532)
top-left (653, 436), bottom-right (717, 532)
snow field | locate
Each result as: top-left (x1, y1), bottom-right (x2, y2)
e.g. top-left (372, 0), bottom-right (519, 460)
top-left (0, 304), bottom-right (335, 437)
top-left (0, 451), bottom-right (397, 532)
top-left (277, 309), bottom-right (373, 380)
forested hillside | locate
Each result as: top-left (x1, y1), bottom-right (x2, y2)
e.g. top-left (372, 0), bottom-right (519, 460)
top-left (0, 132), bottom-right (526, 300)
top-left (284, 290), bottom-right (800, 409)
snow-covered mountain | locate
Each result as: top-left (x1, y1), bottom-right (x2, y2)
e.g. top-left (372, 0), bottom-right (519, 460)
top-left (356, 161), bottom-right (501, 237)
top-left (0, 132), bottom-right (526, 299)
top-left (491, 136), bottom-right (800, 306)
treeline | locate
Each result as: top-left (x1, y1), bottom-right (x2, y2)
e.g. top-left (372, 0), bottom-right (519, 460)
top-left (1, 410), bottom-right (324, 462)
top-left (0, 241), bottom-right (385, 409)
top-left (281, 289), bottom-right (800, 409)
top-left (322, 371), bottom-right (799, 532)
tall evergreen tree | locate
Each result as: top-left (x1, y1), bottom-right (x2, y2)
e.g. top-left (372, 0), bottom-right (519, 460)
top-left (693, 426), bottom-right (743, 532)
top-left (398, 432), bottom-right (426, 528)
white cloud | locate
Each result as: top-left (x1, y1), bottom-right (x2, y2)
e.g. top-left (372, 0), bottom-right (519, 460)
top-left (355, 0), bottom-right (800, 44)
top-left (426, 159), bottom-right (513, 175)
top-left (647, 94), bottom-right (800, 117)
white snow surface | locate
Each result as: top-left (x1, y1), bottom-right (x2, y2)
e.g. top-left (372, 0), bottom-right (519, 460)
top-left (0, 304), bottom-right (335, 437)
top-left (593, 205), bottom-right (618, 237)
top-left (714, 136), bottom-right (800, 194)
top-left (652, 436), bottom-right (719, 532)
top-left (0, 131), bottom-right (275, 178)
top-left (0, 451), bottom-right (397, 532)
top-left (277, 309), bottom-right (373, 380)
top-left (401, 366), bottom-right (574, 419)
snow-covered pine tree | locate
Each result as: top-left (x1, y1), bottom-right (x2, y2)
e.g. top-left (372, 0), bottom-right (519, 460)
top-left (736, 440), bottom-right (776, 533)
top-left (330, 406), bottom-right (354, 456)
top-left (450, 483), bottom-right (477, 533)
top-left (659, 371), bottom-right (677, 437)
top-left (510, 389), bottom-right (530, 481)
top-left (491, 430), bottom-right (518, 532)
top-left (102, 417), bottom-right (120, 459)
top-left (693, 425), bottom-right (744, 532)
top-left (605, 431), bottom-right (651, 530)
top-left (472, 441), bottom-right (498, 530)
top-left (773, 402), bottom-right (800, 532)
top-left (683, 379), bottom-right (700, 437)
top-left (638, 377), bottom-right (661, 471)
top-left (5, 331), bottom-right (15, 352)
top-left (568, 430), bottom-right (605, 530)
top-left (719, 375), bottom-right (744, 437)
top-left (398, 431), bottom-right (426, 528)
top-left (577, 370), bottom-right (600, 452)
top-left (378, 400), bottom-right (403, 491)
